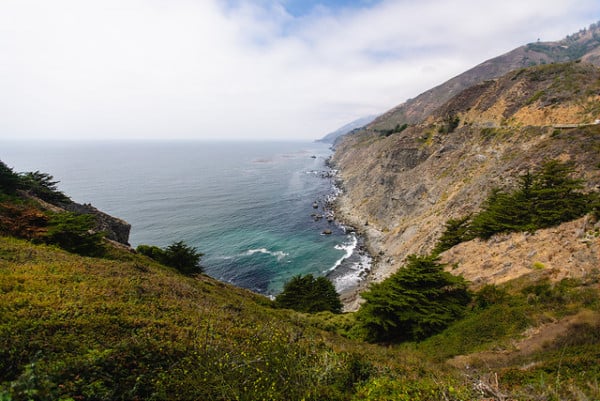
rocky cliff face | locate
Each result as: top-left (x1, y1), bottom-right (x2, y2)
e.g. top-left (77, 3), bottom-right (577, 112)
top-left (14, 192), bottom-right (132, 247)
top-left (332, 62), bottom-right (600, 310)
top-left (63, 202), bottom-right (131, 246)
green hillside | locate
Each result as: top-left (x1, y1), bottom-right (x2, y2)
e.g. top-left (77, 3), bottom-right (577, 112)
top-left (2, 225), bottom-right (599, 400)
top-left (0, 235), bottom-right (478, 401)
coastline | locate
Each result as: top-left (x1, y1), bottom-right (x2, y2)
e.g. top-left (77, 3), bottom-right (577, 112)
top-left (321, 156), bottom-right (378, 312)
top-left (329, 194), bottom-right (381, 311)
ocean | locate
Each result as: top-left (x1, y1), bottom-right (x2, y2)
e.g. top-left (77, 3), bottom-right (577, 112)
top-left (1, 140), bottom-right (370, 296)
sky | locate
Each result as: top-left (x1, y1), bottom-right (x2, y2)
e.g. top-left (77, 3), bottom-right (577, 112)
top-left (0, 0), bottom-right (599, 141)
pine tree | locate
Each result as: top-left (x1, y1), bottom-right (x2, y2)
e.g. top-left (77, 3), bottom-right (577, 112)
top-left (0, 160), bottom-right (20, 195)
top-left (530, 160), bottom-right (588, 228)
top-left (470, 161), bottom-right (591, 239)
top-left (19, 171), bottom-right (71, 204)
top-left (357, 255), bottom-right (470, 343)
top-left (433, 215), bottom-right (472, 254)
top-left (275, 274), bottom-right (342, 314)
top-left (163, 241), bottom-right (204, 275)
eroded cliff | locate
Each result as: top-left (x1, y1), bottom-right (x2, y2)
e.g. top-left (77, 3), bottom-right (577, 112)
top-left (332, 62), bottom-right (600, 310)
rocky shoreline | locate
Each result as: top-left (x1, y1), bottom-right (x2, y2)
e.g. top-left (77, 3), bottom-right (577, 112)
top-left (329, 195), bottom-right (383, 311)
top-left (320, 156), bottom-right (378, 312)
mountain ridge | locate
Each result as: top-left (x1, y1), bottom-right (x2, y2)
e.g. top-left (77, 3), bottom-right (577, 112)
top-left (331, 61), bottom-right (600, 310)
top-left (362, 21), bottom-right (600, 133)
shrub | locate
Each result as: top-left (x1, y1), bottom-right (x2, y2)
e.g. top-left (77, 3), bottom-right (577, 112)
top-left (137, 241), bottom-right (203, 275)
top-left (356, 255), bottom-right (471, 343)
top-left (275, 274), bottom-right (343, 314)
top-left (474, 284), bottom-right (508, 309)
top-left (0, 202), bottom-right (48, 240)
top-left (43, 212), bottom-right (105, 256)
top-left (136, 244), bottom-right (167, 260)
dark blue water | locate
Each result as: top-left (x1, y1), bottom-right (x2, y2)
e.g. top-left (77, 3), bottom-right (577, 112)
top-left (1, 140), bottom-right (369, 296)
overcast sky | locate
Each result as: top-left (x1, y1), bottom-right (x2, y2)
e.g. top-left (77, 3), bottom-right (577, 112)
top-left (1, 0), bottom-right (598, 141)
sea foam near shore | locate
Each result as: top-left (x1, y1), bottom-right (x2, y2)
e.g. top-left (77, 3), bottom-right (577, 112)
top-left (319, 164), bottom-right (372, 294)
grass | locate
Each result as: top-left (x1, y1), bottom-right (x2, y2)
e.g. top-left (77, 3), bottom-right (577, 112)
top-left (1, 213), bottom-right (599, 400)
top-left (415, 273), bottom-right (600, 400)
top-left (0, 236), bottom-right (475, 401)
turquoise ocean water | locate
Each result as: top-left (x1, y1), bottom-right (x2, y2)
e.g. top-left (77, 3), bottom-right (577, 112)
top-left (1, 141), bottom-right (369, 296)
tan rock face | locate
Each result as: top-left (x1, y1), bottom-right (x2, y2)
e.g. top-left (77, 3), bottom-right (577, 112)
top-left (441, 216), bottom-right (600, 289)
top-left (332, 63), bottom-right (600, 309)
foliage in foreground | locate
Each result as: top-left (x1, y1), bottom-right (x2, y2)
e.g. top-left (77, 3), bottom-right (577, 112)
top-left (275, 274), bottom-right (343, 314)
top-left (356, 254), bottom-right (471, 343)
top-left (0, 237), bottom-right (475, 401)
top-left (418, 273), bottom-right (600, 401)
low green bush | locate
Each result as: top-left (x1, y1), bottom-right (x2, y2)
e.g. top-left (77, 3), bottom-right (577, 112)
top-left (42, 212), bottom-right (104, 256)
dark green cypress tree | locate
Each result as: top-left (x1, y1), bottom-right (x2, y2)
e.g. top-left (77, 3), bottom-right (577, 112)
top-left (163, 241), bottom-right (204, 275)
top-left (0, 160), bottom-right (21, 195)
top-left (19, 171), bottom-right (71, 204)
top-left (357, 255), bottom-right (470, 343)
top-left (275, 274), bottom-right (342, 314)
top-left (433, 215), bottom-right (473, 254)
top-left (43, 212), bottom-right (105, 256)
top-left (470, 189), bottom-right (528, 238)
top-left (530, 160), bottom-right (589, 228)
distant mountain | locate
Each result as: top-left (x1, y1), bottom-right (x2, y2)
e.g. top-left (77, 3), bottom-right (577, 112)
top-left (316, 115), bottom-right (377, 143)
top-left (368, 21), bottom-right (600, 131)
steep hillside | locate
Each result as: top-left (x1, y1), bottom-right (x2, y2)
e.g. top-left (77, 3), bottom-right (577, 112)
top-left (0, 236), bottom-right (480, 401)
top-left (332, 62), bottom-right (600, 309)
top-left (368, 22), bottom-right (600, 132)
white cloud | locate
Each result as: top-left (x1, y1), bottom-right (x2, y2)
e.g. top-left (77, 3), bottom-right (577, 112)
top-left (0, 0), bottom-right (598, 140)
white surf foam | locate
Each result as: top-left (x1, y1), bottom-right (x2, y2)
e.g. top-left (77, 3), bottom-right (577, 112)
top-left (245, 248), bottom-right (289, 261)
top-left (332, 253), bottom-right (372, 293)
top-left (329, 234), bottom-right (358, 272)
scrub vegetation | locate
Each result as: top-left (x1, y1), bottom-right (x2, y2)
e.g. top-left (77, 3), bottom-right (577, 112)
top-left (1, 150), bottom-right (599, 400)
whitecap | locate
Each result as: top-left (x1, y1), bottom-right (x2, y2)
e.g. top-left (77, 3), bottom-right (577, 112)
top-left (245, 248), bottom-right (289, 261)
top-left (324, 233), bottom-right (373, 293)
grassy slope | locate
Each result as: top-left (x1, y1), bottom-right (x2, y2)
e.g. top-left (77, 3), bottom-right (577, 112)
top-left (2, 231), bottom-right (600, 400)
top-left (0, 237), bottom-right (473, 401)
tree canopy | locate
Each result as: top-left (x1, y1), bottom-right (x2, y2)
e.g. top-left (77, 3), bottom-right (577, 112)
top-left (275, 274), bottom-right (343, 314)
top-left (19, 171), bottom-right (71, 204)
top-left (0, 160), bottom-right (71, 204)
top-left (356, 255), bottom-right (470, 343)
top-left (435, 160), bottom-right (595, 251)
top-left (0, 161), bottom-right (20, 195)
